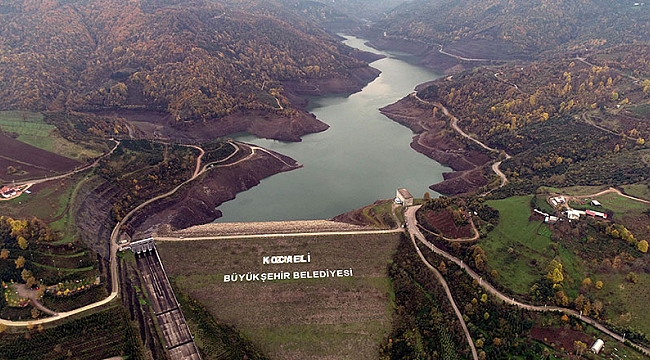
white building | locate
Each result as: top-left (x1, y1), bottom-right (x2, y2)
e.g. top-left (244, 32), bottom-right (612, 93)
top-left (565, 209), bottom-right (585, 220)
top-left (590, 339), bottom-right (604, 354)
top-left (396, 188), bottom-right (414, 207)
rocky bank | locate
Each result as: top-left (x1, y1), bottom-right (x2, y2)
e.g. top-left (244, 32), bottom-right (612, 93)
top-left (379, 94), bottom-right (494, 196)
top-left (127, 144), bottom-right (302, 237)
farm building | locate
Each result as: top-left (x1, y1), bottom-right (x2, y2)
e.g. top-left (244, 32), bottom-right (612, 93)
top-left (565, 209), bottom-right (585, 220)
top-left (1, 186), bottom-right (17, 199)
top-left (591, 200), bottom-right (601, 206)
top-left (590, 339), bottom-right (604, 354)
top-left (586, 209), bottom-right (607, 219)
top-left (550, 196), bottom-right (566, 207)
top-left (533, 209), bottom-right (549, 217)
top-left (544, 216), bottom-right (559, 224)
top-left (395, 188), bottom-right (413, 206)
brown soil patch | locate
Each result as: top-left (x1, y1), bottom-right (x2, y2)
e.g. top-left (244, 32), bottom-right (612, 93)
top-left (127, 146), bottom-right (302, 237)
top-left (93, 108), bottom-right (329, 143)
top-left (421, 208), bottom-right (473, 239)
top-left (0, 133), bottom-right (80, 181)
top-left (530, 326), bottom-right (594, 355)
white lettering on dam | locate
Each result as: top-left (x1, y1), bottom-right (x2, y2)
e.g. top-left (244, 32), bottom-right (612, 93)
top-left (262, 252), bottom-right (311, 265)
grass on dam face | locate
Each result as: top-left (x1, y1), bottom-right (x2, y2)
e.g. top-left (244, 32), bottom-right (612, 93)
top-left (157, 232), bottom-right (400, 360)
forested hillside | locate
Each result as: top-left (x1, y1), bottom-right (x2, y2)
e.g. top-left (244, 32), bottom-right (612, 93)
top-left (0, 0), bottom-right (375, 127)
top-left (412, 44), bottom-right (650, 194)
top-left (373, 0), bottom-right (650, 58)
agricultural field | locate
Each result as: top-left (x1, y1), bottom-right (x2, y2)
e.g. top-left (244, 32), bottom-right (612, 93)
top-left (0, 174), bottom-right (83, 225)
top-left (0, 133), bottom-right (82, 182)
top-left (0, 304), bottom-right (144, 360)
top-left (482, 195), bottom-right (583, 295)
top-left (157, 233), bottom-right (400, 359)
top-left (599, 272), bottom-right (650, 336)
top-left (621, 183), bottom-right (650, 201)
top-left (0, 111), bottom-right (102, 161)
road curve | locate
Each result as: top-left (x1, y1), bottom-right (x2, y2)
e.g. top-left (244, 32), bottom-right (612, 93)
top-left (406, 225), bottom-right (479, 359)
top-left (9, 139), bottom-right (121, 187)
top-left (0, 141), bottom-right (242, 327)
top-left (405, 205), bottom-right (650, 357)
top-left (575, 187), bottom-right (650, 205)
top-left (410, 94), bottom-right (510, 189)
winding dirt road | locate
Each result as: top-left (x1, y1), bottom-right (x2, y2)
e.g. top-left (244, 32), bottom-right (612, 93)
top-left (9, 139), bottom-right (121, 187)
top-left (405, 205), bottom-right (650, 357)
top-left (411, 93), bottom-right (510, 189)
top-left (576, 187), bottom-right (650, 205)
top-left (406, 223), bottom-right (479, 359)
top-left (0, 140), bottom-right (262, 327)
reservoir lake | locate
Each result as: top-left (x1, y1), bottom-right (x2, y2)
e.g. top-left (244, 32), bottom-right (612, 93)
top-left (216, 35), bottom-right (450, 222)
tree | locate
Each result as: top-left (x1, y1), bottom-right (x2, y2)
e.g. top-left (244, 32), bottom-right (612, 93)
top-left (31, 307), bottom-right (40, 319)
top-left (490, 269), bottom-right (499, 279)
top-left (472, 245), bottom-right (488, 271)
top-left (638, 239), bottom-right (648, 253)
top-left (574, 340), bottom-right (587, 356)
top-left (546, 259), bottom-right (564, 284)
top-left (438, 261), bottom-right (447, 275)
top-left (0, 248), bottom-right (9, 259)
top-left (0, 323), bottom-right (7, 333)
top-left (17, 236), bottom-right (28, 250)
top-left (423, 192), bottom-right (431, 201)
top-left (627, 272), bottom-right (639, 284)
top-left (595, 280), bottom-right (603, 290)
top-left (21, 269), bottom-right (32, 282)
top-left (592, 300), bottom-right (603, 318)
top-left (15, 256), bottom-right (25, 269)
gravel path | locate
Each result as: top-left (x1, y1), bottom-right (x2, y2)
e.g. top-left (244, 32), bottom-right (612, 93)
top-left (161, 220), bottom-right (372, 237)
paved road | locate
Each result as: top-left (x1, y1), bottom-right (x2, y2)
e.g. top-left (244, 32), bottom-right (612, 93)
top-left (405, 205), bottom-right (650, 357)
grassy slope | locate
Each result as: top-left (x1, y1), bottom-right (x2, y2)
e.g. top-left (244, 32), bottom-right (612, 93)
top-left (483, 195), bottom-right (583, 296)
top-left (600, 272), bottom-right (650, 336)
top-left (622, 184), bottom-right (650, 201)
top-left (0, 111), bottom-right (101, 161)
top-left (157, 233), bottom-right (399, 360)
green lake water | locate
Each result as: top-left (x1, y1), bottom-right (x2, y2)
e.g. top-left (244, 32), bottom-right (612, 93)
top-left (216, 35), bottom-right (450, 222)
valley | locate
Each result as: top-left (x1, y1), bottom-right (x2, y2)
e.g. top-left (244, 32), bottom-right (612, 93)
top-left (1, 0), bottom-right (650, 359)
